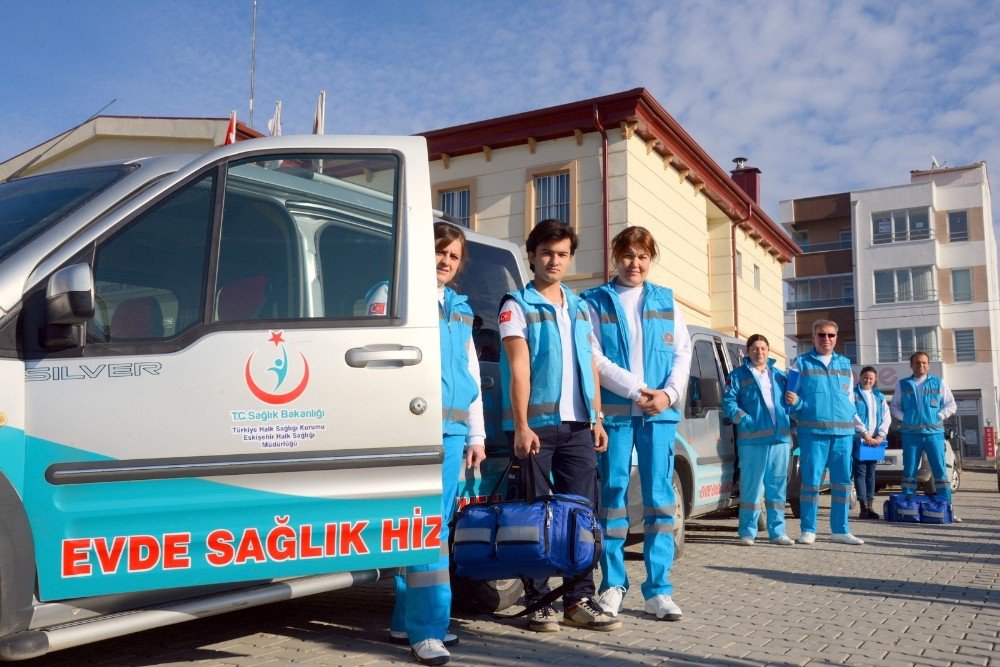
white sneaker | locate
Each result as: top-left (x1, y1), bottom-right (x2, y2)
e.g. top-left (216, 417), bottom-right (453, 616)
top-left (770, 535), bottom-right (795, 546)
top-left (831, 533), bottom-right (865, 545)
top-left (739, 536), bottom-right (755, 546)
top-left (411, 638), bottom-right (450, 666)
top-left (391, 631), bottom-right (458, 647)
top-left (644, 595), bottom-right (682, 621)
top-left (596, 586), bottom-right (626, 616)
top-left (795, 532), bottom-right (816, 545)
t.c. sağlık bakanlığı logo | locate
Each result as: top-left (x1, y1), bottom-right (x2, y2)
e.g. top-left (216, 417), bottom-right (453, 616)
top-left (244, 331), bottom-right (310, 404)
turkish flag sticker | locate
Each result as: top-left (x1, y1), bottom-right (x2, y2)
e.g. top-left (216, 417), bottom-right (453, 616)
top-left (369, 303), bottom-right (386, 315)
top-left (499, 310), bottom-right (512, 324)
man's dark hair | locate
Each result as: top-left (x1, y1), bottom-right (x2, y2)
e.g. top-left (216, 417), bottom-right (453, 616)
top-left (859, 366), bottom-right (877, 377)
top-left (526, 219), bottom-right (578, 256)
top-left (910, 351), bottom-right (929, 363)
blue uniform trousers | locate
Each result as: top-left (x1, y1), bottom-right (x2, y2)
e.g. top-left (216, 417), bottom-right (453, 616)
top-left (597, 418), bottom-right (675, 600)
top-left (852, 458), bottom-right (877, 504)
top-left (391, 433), bottom-right (464, 643)
top-left (798, 433), bottom-right (853, 535)
top-left (514, 422), bottom-right (599, 608)
top-left (901, 433), bottom-right (950, 501)
top-left (737, 441), bottom-right (789, 540)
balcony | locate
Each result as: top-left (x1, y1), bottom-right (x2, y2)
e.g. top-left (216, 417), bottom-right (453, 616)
top-left (872, 229), bottom-right (935, 245)
top-left (873, 288), bottom-right (938, 305)
top-left (797, 239), bottom-right (852, 254)
top-left (786, 296), bottom-right (855, 311)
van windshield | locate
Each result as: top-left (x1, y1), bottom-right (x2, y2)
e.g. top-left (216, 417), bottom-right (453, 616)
top-left (0, 165), bottom-right (132, 260)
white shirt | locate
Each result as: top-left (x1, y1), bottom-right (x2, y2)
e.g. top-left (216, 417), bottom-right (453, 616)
top-left (499, 295), bottom-right (589, 423)
top-left (854, 388), bottom-right (891, 439)
top-left (752, 365), bottom-right (777, 428)
top-left (588, 283), bottom-right (692, 415)
top-left (889, 375), bottom-right (957, 423)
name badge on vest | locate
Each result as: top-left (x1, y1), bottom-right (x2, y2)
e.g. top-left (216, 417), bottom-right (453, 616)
top-left (841, 383), bottom-right (848, 392)
top-left (663, 332), bottom-right (674, 346)
top-left (930, 397), bottom-right (939, 407)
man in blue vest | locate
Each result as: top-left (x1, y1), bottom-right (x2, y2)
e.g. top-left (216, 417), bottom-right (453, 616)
top-left (499, 219), bottom-right (619, 633)
top-left (889, 351), bottom-right (957, 504)
top-left (784, 319), bottom-right (864, 545)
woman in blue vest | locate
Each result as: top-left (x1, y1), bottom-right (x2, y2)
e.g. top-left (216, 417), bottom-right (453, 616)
top-left (722, 334), bottom-right (794, 546)
top-left (390, 222), bottom-right (486, 666)
top-left (852, 366), bottom-right (890, 520)
top-left (582, 226), bottom-right (692, 623)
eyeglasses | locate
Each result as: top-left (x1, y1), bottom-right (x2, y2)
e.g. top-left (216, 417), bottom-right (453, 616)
top-left (816, 333), bottom-right (837, 339)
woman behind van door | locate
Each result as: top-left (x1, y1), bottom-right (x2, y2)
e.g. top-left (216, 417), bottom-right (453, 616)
top-left (389, 222), bottom-right (486, 666)
top-left (852, 366), bottom-right (890, 520)
top-left (721, 335), bottom-right (794, 546)
top-left (582, 226), bottom-right (692, 623)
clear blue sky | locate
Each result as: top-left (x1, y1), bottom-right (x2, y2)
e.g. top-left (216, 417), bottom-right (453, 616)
top-left (1, 0), bottom-right (996, 222)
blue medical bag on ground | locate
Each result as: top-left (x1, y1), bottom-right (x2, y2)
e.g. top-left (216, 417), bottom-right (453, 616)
top-left (883, 493), bottom-right (922, 522)
top-left (883, 492), bottom-right (954, 524)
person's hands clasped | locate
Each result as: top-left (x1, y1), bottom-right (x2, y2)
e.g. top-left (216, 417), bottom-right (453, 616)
top-left (636, 388), bottom-right (670, 415)
top-left (784, 391), bottom-right (798, 407)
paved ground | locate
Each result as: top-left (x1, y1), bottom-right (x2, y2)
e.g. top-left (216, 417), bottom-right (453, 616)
top-left (27, 471), bottom-right (999, 666)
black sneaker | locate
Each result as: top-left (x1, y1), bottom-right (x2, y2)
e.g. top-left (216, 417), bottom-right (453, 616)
top-left (526, 604), bottom-right (560, 632)
top-left (563, 598), bottom-right (622, 631)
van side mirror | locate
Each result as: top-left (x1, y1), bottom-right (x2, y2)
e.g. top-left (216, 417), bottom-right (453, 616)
top-left (43, 263), bottom-right (95, 349)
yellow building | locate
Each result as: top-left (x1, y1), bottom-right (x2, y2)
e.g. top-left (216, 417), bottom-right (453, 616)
top-left (420, 88), bottom-right (799, 360)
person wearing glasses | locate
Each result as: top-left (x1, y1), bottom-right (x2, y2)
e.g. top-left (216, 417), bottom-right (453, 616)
top-left (784, 320), bottom-right (864, 545)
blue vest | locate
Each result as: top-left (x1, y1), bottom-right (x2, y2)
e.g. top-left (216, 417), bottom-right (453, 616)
top-left (499, 283), bottom-right (597, 430)
top-left (790, 350), bottom-right (857, 436)
top-left (722, 358), bottom-right (791, 445)
top-left (581, 280), bottom-right (680, 424)
top-left (898, 374), bottom-right (944, 435)
top-left (440, 287), bottom-right (479, 437)
top-left (853, 385), bottom-right (887, 452)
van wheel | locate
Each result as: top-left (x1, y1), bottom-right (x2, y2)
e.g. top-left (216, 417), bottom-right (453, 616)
top-left (672, 471), bottom-right (685, 560)
top-left (950, 469), bottom-right (961, 493)
top-left (452, 576), bottom-right (523, 613)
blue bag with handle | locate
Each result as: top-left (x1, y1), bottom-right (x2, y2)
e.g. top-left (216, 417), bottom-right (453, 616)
top-left (883, 493), bottom-right (921, 522)
top-left (918, 494), bottom-right (954, 524)
top-left (451, 457), bottom-right (603, 582)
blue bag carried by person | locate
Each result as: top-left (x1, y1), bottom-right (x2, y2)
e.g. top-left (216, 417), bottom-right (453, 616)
top-left (452, 457), bottom-right (602, 581)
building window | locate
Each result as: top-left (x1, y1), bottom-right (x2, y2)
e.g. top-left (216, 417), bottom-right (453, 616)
top-left (955, 329), bottom-right (976, 362)
top-left (948, 211), bottom-right (969, 242)
top-left (839, 229), bottom-right (852, 246)
top-left (525, 162), bottom-right (577, 233)
top-left (844, 341), bottom-right (858, 364)
top-left (951, 268), bottom-right (973, 302)
top-left (785, 274), bottom-right (854, 310)
top-left (438, 187), bottom-right (471, 227)
top-left (873, 266), bottom-right (934, 304)
top-left (872, 208), bottom-right (931, 244)
top-left (877, 327), bottom-right (939, 363)
top-left (434, 179), bottom-right (476, 229)
top-left (735, 251), bottom-right (743, 278)
top-left (753, 264), bottom-right (760, 290)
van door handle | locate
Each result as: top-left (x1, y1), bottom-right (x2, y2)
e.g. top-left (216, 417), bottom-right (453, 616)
top-left (345, 345), bottom-right (422, 368)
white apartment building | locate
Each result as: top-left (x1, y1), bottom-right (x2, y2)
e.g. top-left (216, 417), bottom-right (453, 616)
top-left (781, 162), bottom-right (997, 461)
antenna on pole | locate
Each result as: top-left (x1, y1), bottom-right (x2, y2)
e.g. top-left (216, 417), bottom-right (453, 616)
top-left (249, 0), bottom-right (258, 129)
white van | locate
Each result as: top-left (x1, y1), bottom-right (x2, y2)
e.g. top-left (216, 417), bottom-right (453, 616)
top-left (0, 136), bottom-right (513, 660)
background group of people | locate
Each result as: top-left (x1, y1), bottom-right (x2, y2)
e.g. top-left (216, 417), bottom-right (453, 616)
top-left (390, 220), bottom-right (959, 666)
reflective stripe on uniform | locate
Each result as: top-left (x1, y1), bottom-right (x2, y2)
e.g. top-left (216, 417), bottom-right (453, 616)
top-left (407, 569), bottom-right (450, 588)
top-left (445, 407), bottom-right (470, 423)
top-left (739, 378), bottom-right (756, 389)
top-left (901, 423), bottom-right (943, 430)
top-left (801, 485), bottom-right (820, 493)
top-left (451, 313), bottom-right (474, 326)
top-left (644, 504), bottom-right (676, 517)
top-left (767, 501), bottom-right (785, 511)
top-left (644, 521), bottom-right (674, 534)
top-left (796, 421), bottom-right (855, 430)
top-left (502, 402), bottom-right (560, 421)
top-left (831, 496), bottom-right (851, 504)
top-left (599, 313), bottom-right (619, 324)
top-left (799, 369), bottom-right (852, 377)
top-left (525, 311), bottom-right (556, 325)
top-left (642, 311), bottom-right (674, 321)
top-left (740, 502), bottom-right (763, 511)
top-left (599, 507), bottom-right (628, 520)
top-left (605, 526), bottom-right (629, 539)
top-left (831, 483), bottom-right (852, 492)
top-left (800, 494), bottom-right (819, 503)
top-left (576, 310), bottom-right (589, 321)
top-left (741, 428), bottom-right (777, 439)
top-left (603, 404), bottom-right (633, 416)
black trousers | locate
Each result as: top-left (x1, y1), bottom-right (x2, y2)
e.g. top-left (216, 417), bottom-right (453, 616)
top-left (510, 421), bottom-right (599, 608)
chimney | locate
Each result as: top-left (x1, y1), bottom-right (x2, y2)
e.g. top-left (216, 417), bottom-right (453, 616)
top-left (730, 156), bottom-right (761, 205)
